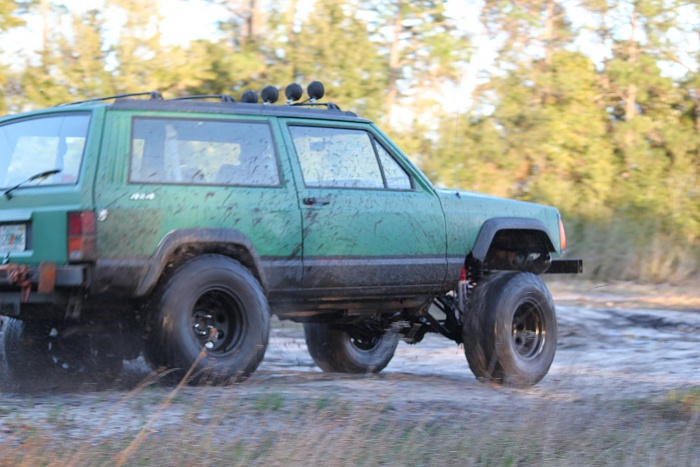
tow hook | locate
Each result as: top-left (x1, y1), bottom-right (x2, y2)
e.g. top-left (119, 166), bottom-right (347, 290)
top-left (2, 264), bottom-right (32, 302)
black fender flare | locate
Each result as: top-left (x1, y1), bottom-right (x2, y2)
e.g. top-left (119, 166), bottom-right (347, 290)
top-left (469, 218), bottom-right (556, 273)
top-left (135, 228), bottom-right (268, 297)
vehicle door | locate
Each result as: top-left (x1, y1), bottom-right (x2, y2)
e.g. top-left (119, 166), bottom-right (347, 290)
top-left (280, 120), bottom-right (447, 295)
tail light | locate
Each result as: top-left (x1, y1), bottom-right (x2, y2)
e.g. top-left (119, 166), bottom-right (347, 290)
top-left (67, 210), bottom-right (96, 262)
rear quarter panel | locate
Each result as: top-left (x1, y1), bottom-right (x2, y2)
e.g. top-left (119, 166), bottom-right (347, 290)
top-left (92, 109), bottom-right (303, 291)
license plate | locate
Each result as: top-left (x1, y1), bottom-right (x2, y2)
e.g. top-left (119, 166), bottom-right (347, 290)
top-left (0, 224), bottom-right (26, 252)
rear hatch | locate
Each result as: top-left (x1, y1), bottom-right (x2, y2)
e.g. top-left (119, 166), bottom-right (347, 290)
top-left (0, 109), bottom-right (98, 270)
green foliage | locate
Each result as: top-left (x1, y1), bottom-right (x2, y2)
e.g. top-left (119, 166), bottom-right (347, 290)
top-left (291, 0), bottom-right (387, 121)
top-left (0, 1), bottom-right (24, 32)
top-left (0, 0), bottom-right (699, 282)
top-left (252, 392), bottom-right (285, 413)
top-left (17, 6), bottom-right (113, 106)
top-left (450, 0), bottom-right (699, 282)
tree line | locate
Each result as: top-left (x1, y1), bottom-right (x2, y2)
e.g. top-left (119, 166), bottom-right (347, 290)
top-left (1, 0), bottom-right (698, 283)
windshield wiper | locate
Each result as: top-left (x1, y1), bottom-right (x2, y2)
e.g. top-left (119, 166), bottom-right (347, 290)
top-left (4, 169), bottom-right (62, 200)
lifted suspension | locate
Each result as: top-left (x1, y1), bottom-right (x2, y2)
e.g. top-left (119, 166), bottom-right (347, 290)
top-left (427, 295), bottom-right (463, 343)
top-left (394, 295), bottom-right (464, 345)
top-left (397, 264), bottom-right (480, 345)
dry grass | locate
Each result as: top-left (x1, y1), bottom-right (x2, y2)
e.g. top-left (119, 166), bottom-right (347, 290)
top-left (546, 279), bottom-right (700, 312)
top-left (565, 217), bottom-right (700, 285)
top-left (0, 380), bottom-right (698, 467)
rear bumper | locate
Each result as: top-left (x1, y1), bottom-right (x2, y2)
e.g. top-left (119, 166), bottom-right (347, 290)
top-left (0, 263), bottom-right (88, 289)
top-left (0, 263), bottom-right (88, 317)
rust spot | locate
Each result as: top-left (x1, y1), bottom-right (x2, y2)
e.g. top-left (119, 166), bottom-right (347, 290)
top-left (0, 264), bottom-right (32, 302)
top-left (38, 262), bottom-right (57, 294)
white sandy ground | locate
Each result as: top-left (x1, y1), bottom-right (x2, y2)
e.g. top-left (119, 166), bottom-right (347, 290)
top-left (260, 302), bottom-right (700, 401)
top-left (0, 286), bottom-right (698, 443)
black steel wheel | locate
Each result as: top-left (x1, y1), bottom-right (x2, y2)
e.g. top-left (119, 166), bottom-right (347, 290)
top-left (2, 318), bottom-right (123, 389)
top-left (511, 300), bottom-right (547, 360)
top-left (304, 322), bottom-right (399, 374)
top-left (462, 272), bottom-right (557, 387)
top-left (145, 255), bottom-right (270, 385)
top-left (190, 291), bottom-right (246, 355)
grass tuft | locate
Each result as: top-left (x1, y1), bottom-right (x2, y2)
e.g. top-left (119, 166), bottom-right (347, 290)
top-left (662, 387), bottom-right (700, 419)
top-left (566, 216), bottom-right (700, 284)
top-left (0, 386), bottom-right (698, 466)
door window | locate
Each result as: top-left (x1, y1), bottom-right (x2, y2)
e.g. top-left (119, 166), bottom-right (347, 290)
top-left (376, 143), bottom-right (411, 190)
top-left (289, 126), bottom-right (411, 190)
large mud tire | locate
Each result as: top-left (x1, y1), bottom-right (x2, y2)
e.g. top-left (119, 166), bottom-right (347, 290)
top-left (145, 255), bottom-right (270, 385)
top-left (2, 318), bottom-right (123, 390)
top-left (304, 322), bottom-right (399, 374)
top-left (462, 272), bottom-right (557, 387)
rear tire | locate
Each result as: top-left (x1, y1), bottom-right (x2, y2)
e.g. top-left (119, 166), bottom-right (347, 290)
top-left (145, 255), bottom-right (270, 385)
top-left (304, 322), bottom-right (398, 374)
top-left (3, 318), bottom-right (123, 390)
top-left (462, 272), bottom-right (557, 387)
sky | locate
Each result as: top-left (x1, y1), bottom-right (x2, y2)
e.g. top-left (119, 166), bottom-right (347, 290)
top-left (3, 0), bottom-right (479, 63)
top-left (2, 0), bottom-right (227, 65)
top-left (1, 0), bottom-right (483, 110)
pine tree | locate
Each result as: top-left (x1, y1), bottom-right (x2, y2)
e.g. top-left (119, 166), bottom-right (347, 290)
top-left (0, 0), bottom-right (25, 114)
top-left (57, 9), bottom-right (115, 99)
top-left (291, 0), bottom-right (387, 120)
top-left (361, 0), bottom-right (468, 126)
top-left (461, 0), bottom-right (617, 217)
top-left (19, 1), bottom-right (73, 107)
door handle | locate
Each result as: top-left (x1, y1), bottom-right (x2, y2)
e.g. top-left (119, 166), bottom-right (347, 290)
top-left (303, 197), bottom-right (331, 206)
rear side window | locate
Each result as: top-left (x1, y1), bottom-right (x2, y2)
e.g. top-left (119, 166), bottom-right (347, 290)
top-left (0, 113), bottom-right (90, 189)
top-left (289, 126), bottom-right (411, 190)
top-left (130, 118), bottom-right (280, 186)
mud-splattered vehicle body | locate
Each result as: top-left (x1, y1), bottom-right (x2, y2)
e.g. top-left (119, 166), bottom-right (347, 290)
top-left (0, 83), bottom-right (581, 387)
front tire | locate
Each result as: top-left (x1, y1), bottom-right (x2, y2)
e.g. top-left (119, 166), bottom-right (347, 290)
top-left (304, 322), bottom-right (399, 374)
top-left (462, 272), bottom-right (557, 387)
top-left (145, 255), bottom-right (270, 385)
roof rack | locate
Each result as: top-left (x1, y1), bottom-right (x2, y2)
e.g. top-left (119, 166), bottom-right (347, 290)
top-left (58, 82), bottom-right (345, 111)
top-left (170, 94), bottom-right (235, 103)
top-left (59, 91), bottom-right (162, 106)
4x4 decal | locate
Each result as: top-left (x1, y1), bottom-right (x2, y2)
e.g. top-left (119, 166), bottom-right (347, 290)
top-left (129, 192), bottom-right (156, 200)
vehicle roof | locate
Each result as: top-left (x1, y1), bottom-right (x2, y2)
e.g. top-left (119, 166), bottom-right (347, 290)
top-left (4, 92), bottom-right (359, 121)
top-left (105, 98), bottom-right (370, 122)
top-left (2, 91), bottom-right (374, 124)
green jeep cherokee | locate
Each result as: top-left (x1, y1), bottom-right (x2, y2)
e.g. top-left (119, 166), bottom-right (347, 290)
top-left (0, 82), bottom-right (580, 388)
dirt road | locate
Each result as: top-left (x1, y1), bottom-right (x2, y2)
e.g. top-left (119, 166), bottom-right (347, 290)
top-left (0, 284), bottom-right (698, 463)
top-left (259, 295), bottom-right (700, 407)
